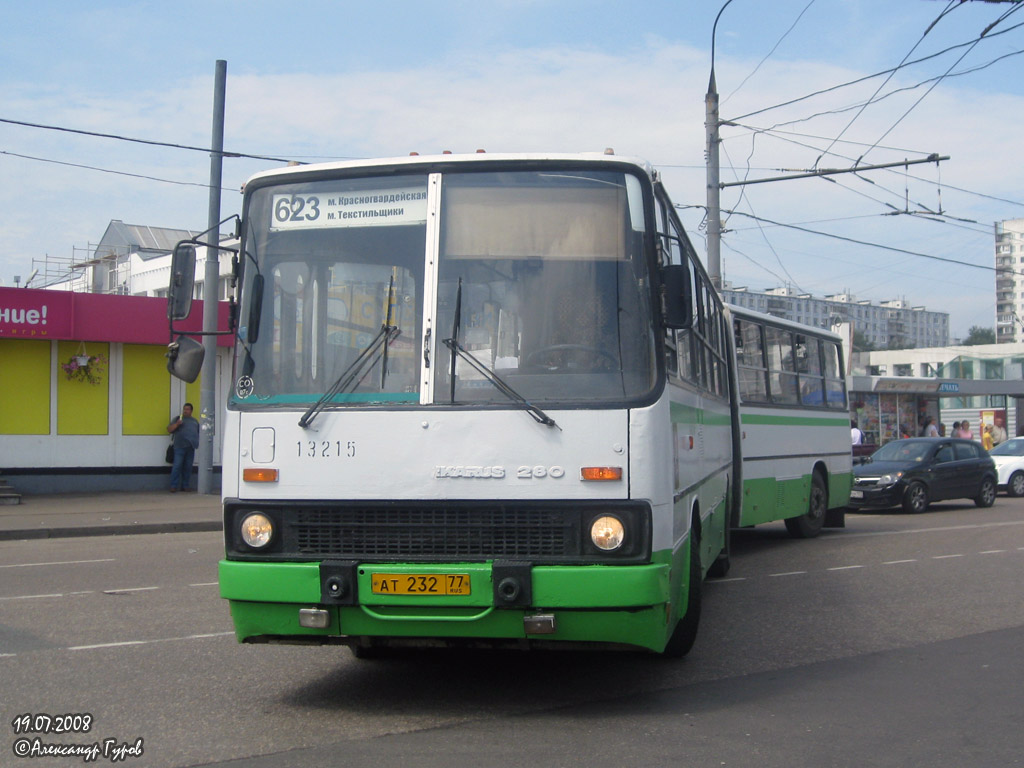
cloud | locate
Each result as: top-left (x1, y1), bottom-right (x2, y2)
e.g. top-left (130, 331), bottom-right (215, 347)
top-left (0, 34), bottom-right (1020, 337)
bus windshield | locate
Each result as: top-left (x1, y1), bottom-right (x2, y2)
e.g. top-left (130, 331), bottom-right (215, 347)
top-left (233, 167), bottom-right (656, 408)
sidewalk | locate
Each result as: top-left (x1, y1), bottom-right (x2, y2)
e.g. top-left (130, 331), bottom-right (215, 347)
top-left (0, 491), bottom-right (222, 540)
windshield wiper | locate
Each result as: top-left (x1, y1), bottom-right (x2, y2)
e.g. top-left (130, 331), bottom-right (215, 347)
top-left (442, 338), bottom-right (560, 430)
top-left (443, 277), bottom-right (557, 429)
top-left (298, 322), bottom-right (400, 429)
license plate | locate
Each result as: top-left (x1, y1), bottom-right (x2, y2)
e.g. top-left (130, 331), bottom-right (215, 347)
top-left (850, 490), bottom-right (863, 499)
top-left (371, 573), bottom-right (471, 596)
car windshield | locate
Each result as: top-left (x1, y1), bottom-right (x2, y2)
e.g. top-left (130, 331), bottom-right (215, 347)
top-left (990, 437), bottom-right (1024, 456)
top-left (871, 440), bottom-right (932, 462)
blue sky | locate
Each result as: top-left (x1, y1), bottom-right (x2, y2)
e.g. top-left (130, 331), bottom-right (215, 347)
top-left (2, 0), bottom-right (1023, 337)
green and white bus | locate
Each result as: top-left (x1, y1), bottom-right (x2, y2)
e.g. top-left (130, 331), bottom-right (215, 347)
top-left (729, 304), bottom-right (852, 538)
top-left (167, 151), bottom-right (846, 657)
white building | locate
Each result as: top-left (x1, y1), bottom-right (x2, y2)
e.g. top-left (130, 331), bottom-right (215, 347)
top-left (722, 283), bottom-right (949, 349)
top-left (850, 341), bottom-right (1024, 442)
top-left (995, 218), bottom-right (1024, 344)
top-left (34, 219), bottom-right (236, 301)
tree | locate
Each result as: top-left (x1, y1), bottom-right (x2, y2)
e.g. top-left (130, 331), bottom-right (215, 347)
top-left (852, 330), bottom-right (876, 352)
top-left (963, 326), bottom-right (996, 346)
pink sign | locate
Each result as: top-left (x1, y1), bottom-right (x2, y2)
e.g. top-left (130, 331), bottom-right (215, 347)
top-left (0, 288), bottom-right (72, 338)
top-left (0, 287), bottom-right (232, 346)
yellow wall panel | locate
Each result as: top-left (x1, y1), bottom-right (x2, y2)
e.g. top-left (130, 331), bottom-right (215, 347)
top-left (56, 341), bottom-right (109, 435)
top-left (122, 344), bottom-right (172, 435)
top-left (0, 339), bottom-right (50, 434)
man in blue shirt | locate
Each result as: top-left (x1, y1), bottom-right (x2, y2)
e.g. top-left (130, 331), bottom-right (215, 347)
top-left (167, 403), bottom-right (200, 492)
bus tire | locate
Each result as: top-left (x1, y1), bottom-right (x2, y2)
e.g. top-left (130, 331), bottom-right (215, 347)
top-left (784, 472), bottom-right (827, 539)
top-left (662, 530), bottom-right (701, 658)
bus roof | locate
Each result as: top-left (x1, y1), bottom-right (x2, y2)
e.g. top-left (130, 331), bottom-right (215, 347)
top-left (244, 151), bottom-right (656, 188)
top-left (726, 302), bottom-right (843, 342)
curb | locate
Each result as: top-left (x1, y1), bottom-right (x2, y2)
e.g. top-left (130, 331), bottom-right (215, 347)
top-left (0, 521), bottom-right (223, 541)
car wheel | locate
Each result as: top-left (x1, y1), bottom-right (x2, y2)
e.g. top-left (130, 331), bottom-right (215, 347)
top-left (975, 477), bottom-right (996, 508)
top-left (785, 472), bottom-right (827, 539)
top-left (1008, 471), bottom-right (1024, 498)
top-left (902, 482), bottom-right (929, 514)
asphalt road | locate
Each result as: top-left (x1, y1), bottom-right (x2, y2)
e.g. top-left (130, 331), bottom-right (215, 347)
top-left (2, 499), bottom-right (1023, 768)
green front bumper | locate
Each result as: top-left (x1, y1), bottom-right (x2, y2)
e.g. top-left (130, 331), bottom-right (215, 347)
top-left (219, 558), bottom-right (676, 652)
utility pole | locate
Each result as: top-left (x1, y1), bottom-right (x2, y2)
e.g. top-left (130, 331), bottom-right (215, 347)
top-left (199, 60), bottom-right (226, 495)
top-left (705, 0), bottom-right (733, 292)
top-left (706, 67), bottom-right (723, 291)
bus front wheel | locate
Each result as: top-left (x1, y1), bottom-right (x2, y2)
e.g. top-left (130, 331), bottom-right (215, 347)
top-left (785, 472), bottom-right (827, 539)
top-left (662, 530), bottom-right (701, 657)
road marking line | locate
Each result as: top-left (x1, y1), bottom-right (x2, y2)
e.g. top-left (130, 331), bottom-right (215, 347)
top-left (769, 571), bottom-right (807, 577)
top-left (67, 591), bottom-right (95, 595)
top-left (882, 559), bottom-right (918, 565)
top-left (189, 582), bottom-right (219, 587)
top-left (827, 565), bottom-right (865, 571)
top-left (0, 558), bottom-right (116, 568)
top-left (979, 550), bottom-right (1007, 555)
top-left (709, 577), bottom-right (747, 583)
top-left (68, 632), bottom-right (234, 651)
top-left (842, 520), bottom-right (1024, 539)
top-left (933, 554), bottom-right (964, 559)
top-left (0, 593), bottom-right (64, 601)
top-left (102, 586), bottom-right (160, 594)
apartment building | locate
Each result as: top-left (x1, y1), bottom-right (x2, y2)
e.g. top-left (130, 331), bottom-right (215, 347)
top-left (722, 283), bottom-right (949, 349)
top-left (995, 218), bottom-right (1024, 344)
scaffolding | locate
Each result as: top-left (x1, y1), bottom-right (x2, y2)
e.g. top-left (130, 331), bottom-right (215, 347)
top-left (29, 244), bottom-right (133, 294)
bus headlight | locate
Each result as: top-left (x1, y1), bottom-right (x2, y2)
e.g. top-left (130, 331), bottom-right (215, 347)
top-left (240, 512), bottom-right (274, 548)
top-left (590, 515), bottom-right (625, 551)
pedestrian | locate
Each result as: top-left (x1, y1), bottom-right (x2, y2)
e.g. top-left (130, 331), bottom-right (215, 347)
top-left (982, 424), bottom-right (994, 451)
top-left (951, 421), bottom-right (961, 438)
top-left (921, 416), bottom-right (939, 437)
top-left (938, 423), bottom-right (947, 436)
top-left (851, 419), bottom-right (864, 446)
top-left (167, 403), bottom-right (200, 492)
top-left (959, 419), bottom-right (974, 440)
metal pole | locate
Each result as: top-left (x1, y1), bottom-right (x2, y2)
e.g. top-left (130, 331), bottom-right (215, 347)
top-left (706, 68), bottom-right (722, 291)
top-left (199, 60), bottom-right (226, 495)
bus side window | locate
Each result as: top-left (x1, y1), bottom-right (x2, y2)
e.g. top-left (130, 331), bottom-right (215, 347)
top-left (823, 341), bottom-right (847, 409)
top-left (765, 325), bottom-right (799, 405)
top-left (735, 318), bottom-right (768, 402)
top-left (658, 196), bottom-right (681, 378)
top-left (796, 336), bottom-right (825, 406)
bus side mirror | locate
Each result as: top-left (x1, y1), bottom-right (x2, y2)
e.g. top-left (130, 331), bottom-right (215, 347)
top-left (661, 264), bottom-right (692, 329)
top-left (166, 334), bottom-right (205, 383)
top-left (168, 243), bottom-right (197, 321)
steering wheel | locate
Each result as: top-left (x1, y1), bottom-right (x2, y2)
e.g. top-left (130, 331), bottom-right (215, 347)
top-left (524, 344), bottom-right (618, 371)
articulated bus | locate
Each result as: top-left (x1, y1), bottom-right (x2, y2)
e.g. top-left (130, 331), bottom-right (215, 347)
top-left (166, 151), bottom-right (847, 657)
top-left (729, 304), bottom-right (852, 538)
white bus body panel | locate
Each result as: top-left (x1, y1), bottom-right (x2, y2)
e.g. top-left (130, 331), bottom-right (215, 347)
top-left (229, 409), bottom-right (629, 502)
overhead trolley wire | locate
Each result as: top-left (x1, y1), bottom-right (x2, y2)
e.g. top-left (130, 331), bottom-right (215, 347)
top-left (0, 116), bottom-right (297, 165)
top-left (728, 18), bottom-right (1024, 123)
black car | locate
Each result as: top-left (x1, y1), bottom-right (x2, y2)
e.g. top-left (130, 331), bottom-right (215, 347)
top-left (849, 438), bottom-right (997, 513)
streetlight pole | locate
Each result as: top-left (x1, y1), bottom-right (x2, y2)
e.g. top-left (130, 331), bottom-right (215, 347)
top-left (199, 60), bottom-right (226, 495)
top-left (706, 0), bottom-right (734, 291)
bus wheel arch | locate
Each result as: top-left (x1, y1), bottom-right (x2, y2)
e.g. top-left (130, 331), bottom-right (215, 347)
top-left (663, 509), bottom-right (702, 657)
top-left (784, 467), bottom-right (828, 539)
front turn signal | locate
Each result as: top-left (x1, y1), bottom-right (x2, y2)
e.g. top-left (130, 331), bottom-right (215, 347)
top-left (243, 467), bottom-right (279, 483)
top-left (580, 466), bottom-right (623, 481)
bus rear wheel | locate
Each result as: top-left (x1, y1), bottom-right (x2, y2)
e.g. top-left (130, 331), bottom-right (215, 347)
top-left (785, 472), bottom-right (827, 539)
